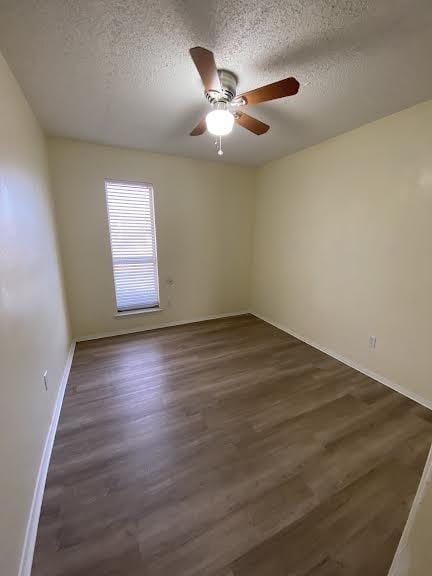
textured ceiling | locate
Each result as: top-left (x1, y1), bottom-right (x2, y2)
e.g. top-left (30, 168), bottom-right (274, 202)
top-left (0, 0), bottom-right (431, 166)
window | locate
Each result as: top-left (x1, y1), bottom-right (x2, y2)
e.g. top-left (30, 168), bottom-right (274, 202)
top-left (105, 180), bottom-right (160, 312)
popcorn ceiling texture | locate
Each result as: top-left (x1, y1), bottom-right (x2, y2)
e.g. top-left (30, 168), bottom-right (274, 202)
top-left (0, 0), bottom-right (431, 165)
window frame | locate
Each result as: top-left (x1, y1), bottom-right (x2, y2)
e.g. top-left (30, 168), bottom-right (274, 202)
top-left (104, 179), bottom-right (161, 314)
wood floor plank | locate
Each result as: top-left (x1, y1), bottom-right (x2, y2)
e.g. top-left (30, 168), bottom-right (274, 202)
top-left (32, 315), bottom-right (432, 575)
top-left (230, 458), bottom-right (420, 576)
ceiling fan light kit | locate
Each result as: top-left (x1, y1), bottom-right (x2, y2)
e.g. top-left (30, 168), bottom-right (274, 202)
top-left (188, 46), bottom-right (300, 157)
top-left (206, 105), bottom-right (235, 136)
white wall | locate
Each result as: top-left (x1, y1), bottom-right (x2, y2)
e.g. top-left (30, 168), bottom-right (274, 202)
top-left (0, 53), bottom-right (71, 576)
top-left (252, 99), bottom-right (432, 405)
top-left (48, 138), bottom-right (256, 339)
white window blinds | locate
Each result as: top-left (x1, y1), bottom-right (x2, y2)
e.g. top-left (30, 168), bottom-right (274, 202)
top-left (105, 180), bottom-right (160, 312)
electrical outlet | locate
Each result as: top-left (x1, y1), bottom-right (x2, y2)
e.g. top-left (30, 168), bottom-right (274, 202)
top-left (43, 370), bottom-right (48, 391)
top-left (368, 336), bottom-right (377, 350)
top-left (166, 277), bottom-right (174, 308)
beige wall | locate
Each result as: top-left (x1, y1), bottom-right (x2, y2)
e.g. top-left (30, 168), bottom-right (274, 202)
top-left (252, 99), bottom-right (432, 404)
top-left (48, 138), bottom-right (256, 339)
top-left (0, 53), bottom-right (70, 575)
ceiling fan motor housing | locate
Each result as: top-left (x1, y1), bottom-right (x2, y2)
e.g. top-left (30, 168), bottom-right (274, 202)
top-left (205, 69), bottom-right (238, 103)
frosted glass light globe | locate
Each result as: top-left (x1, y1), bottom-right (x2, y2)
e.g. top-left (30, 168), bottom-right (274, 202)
top-left (205, 109), bottom-right (234, 136)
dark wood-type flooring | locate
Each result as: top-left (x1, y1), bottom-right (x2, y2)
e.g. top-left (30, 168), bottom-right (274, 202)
top-left (32, 315), bottom-right (432, 575)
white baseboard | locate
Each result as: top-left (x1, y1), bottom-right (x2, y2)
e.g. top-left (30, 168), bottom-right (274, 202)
top-left (76, 310), bottom-right (251, 342)
top-left (18, 342), bottom-right (76, 576)
top-left (251, 311), bottom-right (432, 412)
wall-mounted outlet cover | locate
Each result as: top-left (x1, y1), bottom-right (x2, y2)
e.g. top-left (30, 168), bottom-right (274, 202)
top-left (368, 336), bottom-right (377, 350)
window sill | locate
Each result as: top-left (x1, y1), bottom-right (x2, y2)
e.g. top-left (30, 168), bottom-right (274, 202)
top-left (114, 307), bottom-right (164, 318)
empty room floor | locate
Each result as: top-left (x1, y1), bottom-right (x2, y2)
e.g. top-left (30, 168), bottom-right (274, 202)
top-left (32, 315), bottom-right (432, 576)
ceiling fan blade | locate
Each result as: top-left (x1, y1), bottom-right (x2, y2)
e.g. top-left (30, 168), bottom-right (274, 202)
top-left (235, 112), bottom-right (269, 135)
top-left (238, 77), bottom-right (299, 106)
top-left (189, 47), bottom-right (222, 93)
top-left (190, 116), bottom-right (207, 136)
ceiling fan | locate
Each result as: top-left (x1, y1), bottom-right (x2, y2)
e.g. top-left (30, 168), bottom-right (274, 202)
top-left (189, 46), bottom-right (300, 154)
